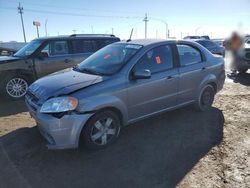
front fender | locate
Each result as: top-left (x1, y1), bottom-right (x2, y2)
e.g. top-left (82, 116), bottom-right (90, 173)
top-left (76, 95), bottom-right (128, 125)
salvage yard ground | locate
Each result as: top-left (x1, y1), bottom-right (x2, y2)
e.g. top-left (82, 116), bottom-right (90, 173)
top-left (0, 70), bottom-right (249, 188)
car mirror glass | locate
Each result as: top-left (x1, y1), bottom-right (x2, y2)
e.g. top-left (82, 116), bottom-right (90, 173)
top-left (132, 69), bottom-right (151, 80)
top-left (38, 52), bottom-right (48, 59)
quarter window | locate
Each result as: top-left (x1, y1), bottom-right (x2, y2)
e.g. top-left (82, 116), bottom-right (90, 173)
top-left (72, 40), bottom-right (95, 53)
top-left (134, 45), bottom-right (173, 74)
top-left (177, 44), bottom-right (202, 66)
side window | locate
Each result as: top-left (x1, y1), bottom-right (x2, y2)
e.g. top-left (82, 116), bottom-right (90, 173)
top-left (134, 45), bottom-right (173, 74)
top-left (72, 40), bottom-right (95, 53)
top-left (177, 44), bottom-right (202, 66)
top-left (41, 40), bottom-right (69, 56)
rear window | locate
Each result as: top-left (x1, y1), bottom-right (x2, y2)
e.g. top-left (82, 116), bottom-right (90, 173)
top-left (177, 44), bottom-right (202, 66)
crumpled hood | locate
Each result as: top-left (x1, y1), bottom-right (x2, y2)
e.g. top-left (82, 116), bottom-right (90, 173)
top-left (0, 56), bottom-right (22, 64)
top-left (28, 69), bottom-right (104, 102)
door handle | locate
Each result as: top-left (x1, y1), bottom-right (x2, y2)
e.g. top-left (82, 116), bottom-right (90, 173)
top-left (201, 67), bottom-right (206, 70)
top-left (64, 59), bottom-right (70, 63)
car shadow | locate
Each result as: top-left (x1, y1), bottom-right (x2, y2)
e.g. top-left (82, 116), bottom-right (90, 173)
top-left (227, 72), bottom-right (250, 86)
top-left (0, 107), bottom-right (224, 188)
top-left (0, 97), bottom-right (27, 117)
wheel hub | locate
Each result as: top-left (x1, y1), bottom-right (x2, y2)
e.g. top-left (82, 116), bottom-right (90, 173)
top-left (6, 78), bottom-right (28, 98)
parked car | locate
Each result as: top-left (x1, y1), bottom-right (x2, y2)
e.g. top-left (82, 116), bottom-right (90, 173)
top-left (0, 47), bottom-right (17, 56)
top-left (231, 40), bottom-right (250, 73)
top-left (0, 34), bottom-right (120, 100)
top-left (195, 39), bottom-right (225, 57)
top-left (183, 36), bottom-right (201, 39)
top-left (183, 35), bottom-right (210, 40)
top-left (25, 39), bottom-right (225, 150)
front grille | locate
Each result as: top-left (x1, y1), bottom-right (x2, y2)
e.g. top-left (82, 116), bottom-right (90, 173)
top-left (25, 91), bottom-right (40, 112)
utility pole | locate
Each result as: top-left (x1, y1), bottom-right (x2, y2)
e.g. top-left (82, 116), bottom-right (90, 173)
top-left (143, 13), bottom-right (149, 39)
top-left (45, 19), bottom-right (48, 36)
top-left (91, 25), bottom-right (94, 34)
top-left (17, 2), bottom-right (26, 43)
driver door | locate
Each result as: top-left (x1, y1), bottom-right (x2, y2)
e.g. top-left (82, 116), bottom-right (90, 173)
top-left (127, 45), bottom-right (179, 121)
top-left (34, 40), bottom-right (75, 78)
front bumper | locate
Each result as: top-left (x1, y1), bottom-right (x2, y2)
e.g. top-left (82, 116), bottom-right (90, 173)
top-left (26, 99), bottom-right (92, 149)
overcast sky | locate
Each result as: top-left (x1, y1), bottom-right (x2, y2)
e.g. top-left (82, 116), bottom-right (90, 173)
top-left (0, 0), bottom-right (249, 42)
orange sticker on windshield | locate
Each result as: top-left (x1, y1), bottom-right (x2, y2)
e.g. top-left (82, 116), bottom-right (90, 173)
top-left (156, 56), bottom-right (161, 64)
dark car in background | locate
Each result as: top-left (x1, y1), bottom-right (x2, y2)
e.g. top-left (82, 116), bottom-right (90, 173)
top-left (0, 34), bottom-right (120, 99)
top-left (195, 39), bottom-right (225, 57)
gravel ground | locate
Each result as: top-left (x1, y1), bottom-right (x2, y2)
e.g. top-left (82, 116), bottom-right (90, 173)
top-left (0, 72), bottom-right (249, 188)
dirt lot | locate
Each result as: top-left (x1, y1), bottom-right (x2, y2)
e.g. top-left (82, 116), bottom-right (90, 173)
top-left (0, 72), bottom-right (249, 188)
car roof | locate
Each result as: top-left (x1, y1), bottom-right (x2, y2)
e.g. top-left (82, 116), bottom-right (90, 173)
top-left (193, 39), bottom-right (213, 42)
top-left (118, 39), bottom-right (176, 46)
top-left (34, 34), bottom-right (120, 41)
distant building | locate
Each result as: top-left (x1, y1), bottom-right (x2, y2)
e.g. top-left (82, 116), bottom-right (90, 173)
top-left (0, 41), bottom-right (26, 51)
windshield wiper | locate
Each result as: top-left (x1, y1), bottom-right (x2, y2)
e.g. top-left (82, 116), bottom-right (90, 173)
top-left (78, 67), bottom-right (101, 75)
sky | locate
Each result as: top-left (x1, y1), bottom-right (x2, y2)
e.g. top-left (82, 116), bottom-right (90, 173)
top-left (0, 0), bottom-right (249, 42)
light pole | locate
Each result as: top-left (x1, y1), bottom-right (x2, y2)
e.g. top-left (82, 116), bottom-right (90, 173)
top-left (150, 17), bottom-right (168, 39)
top-left (143, 13), bottom-right (149, 39)
top-left (195, 26), bottom-right (201, 35)
top-left (33, 21), bottom-right (40, 38)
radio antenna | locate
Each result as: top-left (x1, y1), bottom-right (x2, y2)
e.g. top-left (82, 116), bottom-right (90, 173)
top-left (127, 28), bottom-right (133, 42)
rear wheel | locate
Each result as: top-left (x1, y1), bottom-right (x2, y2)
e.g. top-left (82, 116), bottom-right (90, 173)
top-left (81, 110), bottom-right (121, 150)
top-left (0, 74), bottom-right (30, 100)
top-left (195, 85), bottom-right (215, 111)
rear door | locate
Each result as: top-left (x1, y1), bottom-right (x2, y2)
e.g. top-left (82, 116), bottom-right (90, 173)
top-left (176, 43), bottom-right (207, 104)
top-left (127, 44), bottom-right (179, 121)
top-left (70, 39), bottom-right (97, 65)
top-left (34, 40), bottom-right (74, 78)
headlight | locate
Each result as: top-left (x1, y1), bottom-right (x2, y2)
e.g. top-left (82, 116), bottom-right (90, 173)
top-left (40, 97), bottom-right (78, 113)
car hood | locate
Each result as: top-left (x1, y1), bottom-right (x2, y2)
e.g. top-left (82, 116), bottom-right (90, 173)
top-left (28, 69), bottom-right (104, 102)
top-left (0, 56), bottom-right (22, 64)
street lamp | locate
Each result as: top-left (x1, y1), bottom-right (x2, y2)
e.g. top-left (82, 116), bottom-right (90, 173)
top-left (150, 17), bottom-right (169, 39)
top-left (33, 21), bottom-right (40, 38)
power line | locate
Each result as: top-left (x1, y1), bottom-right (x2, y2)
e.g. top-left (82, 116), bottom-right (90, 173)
top-left (17, 2), bottom-right (26, 43)
top-left (1, 6), bottom-right (143, 19)
top-left (5, 0), bottom-right (146, 16)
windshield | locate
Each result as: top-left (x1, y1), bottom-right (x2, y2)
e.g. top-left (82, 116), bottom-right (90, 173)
top-left (77, 43), bottom-right (142, 75)
top-left (14, 40), bottom-right (43, 57)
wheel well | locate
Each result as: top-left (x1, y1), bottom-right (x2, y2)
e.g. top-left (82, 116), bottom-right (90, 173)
top-left (78, 106), bottom-right (124, 147)
top-left (208, 82), bottom-right (217, 93)
top-left (96, 107), bottom-right (124, 125)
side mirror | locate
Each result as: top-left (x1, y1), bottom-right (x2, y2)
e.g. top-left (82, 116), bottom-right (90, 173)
top-left (38, 52), bottom-right (48, 59)
top-left (132, 69), bottom-right (151, 80)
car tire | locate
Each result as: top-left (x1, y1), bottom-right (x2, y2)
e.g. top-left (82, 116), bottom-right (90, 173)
top-left (195, 85), bottom-right (215, 112)
top-left (81, 110), bottom-right (121, 150)
top-left (0, 73), bottom-right (30, 100)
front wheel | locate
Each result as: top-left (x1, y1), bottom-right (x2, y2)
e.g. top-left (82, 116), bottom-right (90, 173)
top-left (195, 85), bottom-right (215, 112)
top-left (81, 110), bottom-right (121, 150)
top-left (0, 74), bottom-right (30, 100)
